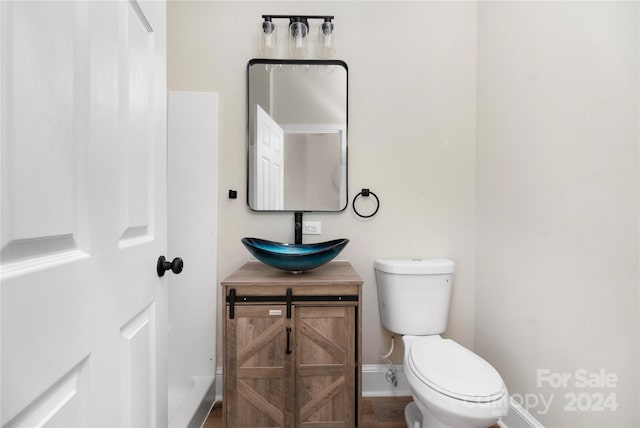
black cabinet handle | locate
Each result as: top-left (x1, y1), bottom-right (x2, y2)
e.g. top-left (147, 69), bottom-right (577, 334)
top-left (286, 327), bottom-right (292, 354)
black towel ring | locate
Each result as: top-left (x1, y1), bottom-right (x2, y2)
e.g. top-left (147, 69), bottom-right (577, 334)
top-left (352, 188), bottom-right (380, 218)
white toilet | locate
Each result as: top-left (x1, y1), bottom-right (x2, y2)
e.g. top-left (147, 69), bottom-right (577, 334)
top-left (374, 258), bottom-right (509, 428)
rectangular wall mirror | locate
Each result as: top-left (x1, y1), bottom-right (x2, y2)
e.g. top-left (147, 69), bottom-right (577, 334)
top-left (247, 59), bottom-right (348, 211)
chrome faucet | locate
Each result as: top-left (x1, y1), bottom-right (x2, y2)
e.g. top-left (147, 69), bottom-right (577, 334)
top-left (294, 212), bottom-right (303, 245)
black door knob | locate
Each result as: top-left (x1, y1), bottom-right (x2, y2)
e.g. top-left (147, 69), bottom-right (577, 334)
top-left (157, 256), bottom-right (184, 277)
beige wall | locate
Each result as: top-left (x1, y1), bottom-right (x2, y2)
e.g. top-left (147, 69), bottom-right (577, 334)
top-left (168, 0), bottom-right (479, 365)
top-left (475, 2), bottom-right (639, 426)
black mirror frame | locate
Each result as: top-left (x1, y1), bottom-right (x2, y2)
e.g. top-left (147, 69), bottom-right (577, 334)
top-left (246, 58), bottom-right (349, 213)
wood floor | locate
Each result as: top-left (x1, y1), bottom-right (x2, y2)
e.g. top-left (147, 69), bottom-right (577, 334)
top-left (203, 396), bottom-right (413, 428)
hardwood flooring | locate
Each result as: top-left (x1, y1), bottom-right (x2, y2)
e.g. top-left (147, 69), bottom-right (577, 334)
top-left (361, 396), bottom-right (414, 427)
top-left (203, 397), bottom-right (500, 427)
top-left (202, 401), bottom-right (222, 428)
top-left (203, 396), bottom-right (413, 428)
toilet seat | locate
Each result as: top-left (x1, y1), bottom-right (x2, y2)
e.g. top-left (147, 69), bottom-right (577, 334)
top-left (408, 336), bottom-right (506, 403)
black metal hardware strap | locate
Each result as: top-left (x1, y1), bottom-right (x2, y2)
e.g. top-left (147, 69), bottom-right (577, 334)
top-left (226, 288), bottom-right (358, 319)
top-left (226, 294), bottom-right (358, 304)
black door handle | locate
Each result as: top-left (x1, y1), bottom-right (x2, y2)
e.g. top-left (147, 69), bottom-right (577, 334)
top-left (157, 256), bottom-right (184, 277)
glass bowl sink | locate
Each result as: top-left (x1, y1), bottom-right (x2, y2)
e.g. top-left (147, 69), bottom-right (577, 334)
top-left (241, 237), bottom-right (349, 273)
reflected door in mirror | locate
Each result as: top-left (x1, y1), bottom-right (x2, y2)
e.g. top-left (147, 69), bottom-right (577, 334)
top-left (253, 104), bottom-right (284, 210)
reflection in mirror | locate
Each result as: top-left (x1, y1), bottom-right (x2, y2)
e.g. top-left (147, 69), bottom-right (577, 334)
top-left (247, 60), bottom-right (348, 211)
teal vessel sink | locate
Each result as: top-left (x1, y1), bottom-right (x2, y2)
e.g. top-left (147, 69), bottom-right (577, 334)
top-left (241, 237), bottom-right (349, 273)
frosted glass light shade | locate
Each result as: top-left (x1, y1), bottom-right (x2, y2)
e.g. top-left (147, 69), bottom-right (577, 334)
top-left (259, 20), bottom-right (278, 57)
top-left (318, 20), bottom-right (335, 58)
top-left (289, 20), bottom-right (308, 58)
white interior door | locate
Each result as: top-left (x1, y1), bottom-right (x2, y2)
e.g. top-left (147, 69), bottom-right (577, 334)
top-left (255, 104), bottom-right (284, 210)
top-left (1, 1), bottom-right (168, 427)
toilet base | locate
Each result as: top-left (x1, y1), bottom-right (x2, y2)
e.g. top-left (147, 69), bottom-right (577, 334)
top-left (405, 402), bottom-right (422, 428)
top-left (407, 399), bottom-right (462, 428)
top-left (408, 395), bottom-right (504, 428)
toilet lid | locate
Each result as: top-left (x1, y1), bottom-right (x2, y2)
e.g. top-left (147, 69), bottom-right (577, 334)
top-left (408, 338), bottom-right (506, 403)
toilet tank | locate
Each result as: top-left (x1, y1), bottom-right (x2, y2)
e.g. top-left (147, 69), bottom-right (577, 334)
top-left (374, 258), bottom-right (455, 336)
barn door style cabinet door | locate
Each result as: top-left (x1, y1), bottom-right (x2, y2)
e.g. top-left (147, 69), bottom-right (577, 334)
top-left (221, 261), bottom-right (363, 428)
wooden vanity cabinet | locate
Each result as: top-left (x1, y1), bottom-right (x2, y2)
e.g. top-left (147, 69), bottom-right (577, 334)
top-left (221, 261), bottom-right (363, 428)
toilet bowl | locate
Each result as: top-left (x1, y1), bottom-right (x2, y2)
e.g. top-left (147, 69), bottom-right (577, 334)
top-left (403, 335), bottom-right (508, 428)
top-left (374, 258), bottom-right (510, 428)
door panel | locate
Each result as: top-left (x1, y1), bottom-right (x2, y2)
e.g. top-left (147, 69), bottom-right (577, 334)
top-left (4, 358), bottom-right (90, 428)
top-left (119, 0), bottom-right (155, 247)
top-left (0, 0), bottom-right (87, 278)
top-left (295, 307), bottom-right (355, 427)
top-left (226, 305), bottom-right (292, 427)
top-left (1, 1), bottom-right (167, 426)
top-left (120, 304), bottom-right (157, 427)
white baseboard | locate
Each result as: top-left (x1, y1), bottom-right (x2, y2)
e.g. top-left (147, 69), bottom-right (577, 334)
top-left (361, 364), bottom-right (412, 397)
top-left (500, 398), bottom-right (546, 428)
top-left (213, 366), bottom-right (544, 428)
top-left (214, 367), bottom-right (223, 402)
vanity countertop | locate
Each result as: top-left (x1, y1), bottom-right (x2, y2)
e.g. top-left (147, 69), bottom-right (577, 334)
top-left (221, 261), bottom-right (362, 295)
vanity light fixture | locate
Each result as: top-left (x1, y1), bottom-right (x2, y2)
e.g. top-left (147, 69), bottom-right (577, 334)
top-left (260, 15), bottom-right (335, 58)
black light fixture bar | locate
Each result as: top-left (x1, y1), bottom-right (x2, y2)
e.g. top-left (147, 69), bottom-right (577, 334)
top-left (262, 14), bottom-right (334, 20)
